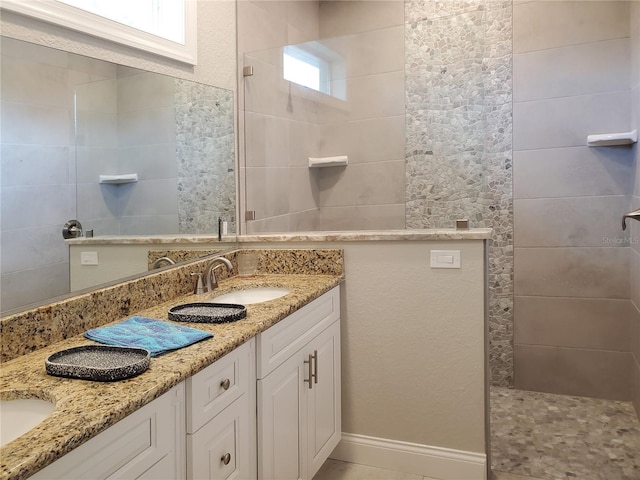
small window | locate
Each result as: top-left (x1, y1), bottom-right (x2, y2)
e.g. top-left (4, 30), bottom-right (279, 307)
top-left (283, 43), bottom-right (345, 100)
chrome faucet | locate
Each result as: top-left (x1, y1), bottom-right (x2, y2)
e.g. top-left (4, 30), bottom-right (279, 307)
top-left (151, 256), bottom-right (176, 269)
top-left (203, 256), bottom-right (233, 292)
top-left (622, 209), bottom-right (640, 231)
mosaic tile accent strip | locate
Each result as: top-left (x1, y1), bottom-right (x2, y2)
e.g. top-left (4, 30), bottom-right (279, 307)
top-left (491, 387), bottom-right (640, 480)
top-left (405, 0), bottom-right (514, 387)
top-left (174, 79), bottom-right (236, 235)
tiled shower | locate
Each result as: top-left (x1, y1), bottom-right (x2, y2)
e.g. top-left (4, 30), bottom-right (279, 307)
top-left (239, 0), bottom-right (639, 409)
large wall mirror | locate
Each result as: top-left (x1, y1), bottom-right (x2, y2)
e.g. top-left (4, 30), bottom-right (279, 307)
top-left (0, 36), bottom-right (237, 314)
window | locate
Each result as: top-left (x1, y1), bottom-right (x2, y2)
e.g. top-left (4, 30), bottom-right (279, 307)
top-left (1, 0), bottom-right (197, 64)
top-left (283, 43), bottom-right (345, 100)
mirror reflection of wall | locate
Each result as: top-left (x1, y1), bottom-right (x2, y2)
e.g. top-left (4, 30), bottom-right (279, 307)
top-left (0, 37), bottom-right (236, 314)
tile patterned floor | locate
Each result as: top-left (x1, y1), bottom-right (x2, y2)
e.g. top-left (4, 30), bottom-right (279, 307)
top-left (314, 388), bottom-right (639, 480)
top-left (491, 387), bottom-right (640, 480)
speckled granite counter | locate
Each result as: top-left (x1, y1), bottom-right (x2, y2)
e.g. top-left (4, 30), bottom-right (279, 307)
top-left (67, 228), bottom-right (492, 246)
top-left (0, 251), bottom-right (343, 480)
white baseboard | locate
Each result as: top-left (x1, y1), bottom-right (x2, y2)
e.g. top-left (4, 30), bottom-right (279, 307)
top-left (330, 433), bottom-right (487, 480)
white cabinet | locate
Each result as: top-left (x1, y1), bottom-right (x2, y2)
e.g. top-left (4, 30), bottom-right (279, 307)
top-left (187, 339), bottom-right (256, 480)
top-left (257, 288), bottom-right (341, 480)
top-left (32, 383), bottom-right (186, 480)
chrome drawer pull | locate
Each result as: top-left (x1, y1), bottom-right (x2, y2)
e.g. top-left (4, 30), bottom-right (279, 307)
top-left (220, 378), bottom-right (231, 390)
top-left (304, 354), bottom-right (313, 389)
top-left (312, 350), bottom-right (318, 384)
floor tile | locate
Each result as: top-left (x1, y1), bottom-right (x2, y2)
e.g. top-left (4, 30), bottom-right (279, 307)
top-left (491, 387), bottom-right (640, 480)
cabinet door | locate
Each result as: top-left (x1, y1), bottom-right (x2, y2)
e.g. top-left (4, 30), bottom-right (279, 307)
top-left (306, 320), bottom-right (341, 479)
top-left (257, 351), bottom-right (306, 480)
top-left (187, 394), bottom-right (251, 480)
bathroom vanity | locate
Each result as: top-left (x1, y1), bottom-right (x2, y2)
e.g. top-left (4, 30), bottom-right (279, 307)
top-left (0, 253), bottom-right (343, 480)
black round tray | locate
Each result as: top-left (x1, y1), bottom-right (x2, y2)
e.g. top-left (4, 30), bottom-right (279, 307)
top-left (45, 345), bottom-right (150, 382)
top-left (168, 303), bottom-right (247, 324)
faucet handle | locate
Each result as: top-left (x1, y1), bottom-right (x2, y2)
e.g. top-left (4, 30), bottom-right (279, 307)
top-left (622, 208), bottom-right (640, 231)
top-left (191, 272), bottom-right (205, 295)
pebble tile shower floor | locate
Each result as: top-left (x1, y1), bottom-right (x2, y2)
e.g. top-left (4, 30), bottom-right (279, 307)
top-left (491, 387), bottom-right (640, 480)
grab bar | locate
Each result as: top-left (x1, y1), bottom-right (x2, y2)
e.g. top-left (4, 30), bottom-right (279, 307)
top-left (622, 209), bottom-right (640, 230)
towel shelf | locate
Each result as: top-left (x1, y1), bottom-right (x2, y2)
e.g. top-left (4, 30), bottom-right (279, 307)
top-left (99, 173), bottom-right (138, 184)
top-left (587, 129), bottom-right (637, 147)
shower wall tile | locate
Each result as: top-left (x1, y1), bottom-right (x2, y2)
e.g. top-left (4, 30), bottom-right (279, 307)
top-left (632, 246), bottom-right (640, 313)
top-left (76, 183), bottom-right (121, 224)
top-left (239, 0), bottom-right (288, 55)
top-left (513, 1), bottom-right (630, 54)
top-left (1, 102), bottom-right (71, 146)
top-left (514, 247), bottom-right (630, 299)
top-left (0, 54), bottom-right (69, 107)
top-left (0, 185), bottom-right (75, 230)
top-left (119, 179), bottom-right (178, 217)
top-left (514, 344), bottom-right (632, 401)
top-left (513, 146), bottom-right (632, 199)
top-left (347, 71), bottom-right (405, 121)
top-left (513, 39), bottom-right (630, 102)
top-left (116, 72), bottom-right (174, 113)
top-left (117, 107), bottom-right (176, 147)
top-left (319, 1), bottom-right (404, 38)
top-left (514, 196), bottom-right (631, 247)
top-left (631, 300), bottom-right (640, 371)
top-left (317, 160), bottom-right (405, 207)
top-left (75, 79), bottom-right (117, 113)
top-left (0, 225), bottom-right (68, 275)
top-left (245, 113), bottom-right (290, 168)
top-left (321, 25), bottom-right (405, 79)
top-left (317, 204), bottom-right (406, 231)
top-left (514, 296), bottom-right (632, 352)
top-left (75, 110), bottom-right (118, 148)
top-left (246, 166), bottom-right (291, 219)
top-left (0, 145), bottom-right (70, 187)
top-left (289, 166), bottom-right (318, 213)
top-left (513, 91), bottom-right (630, 151)
top-left (118, 144), bottom-right (178, 180)
top-left (318, 116), bottom-right (405, 164)
top-left (0, 262), bottom-right (70, 314)
top-left (286, 0), bottom-right (320, 43)
top-left (75, 147), bottom-right (119, 184)
top-left (119, 215), bottom-right (179, 235)
top-left (288, 120), bottom-right (319, 168)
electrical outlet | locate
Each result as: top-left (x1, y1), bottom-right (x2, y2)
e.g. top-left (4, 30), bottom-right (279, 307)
top-left (80, 251), bottom-right (98, 266)
top-left (430, 250), bottom-right (461, 269)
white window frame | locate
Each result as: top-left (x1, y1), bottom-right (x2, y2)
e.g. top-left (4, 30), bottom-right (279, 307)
top-left (0, 0), bottom-right (198, 65)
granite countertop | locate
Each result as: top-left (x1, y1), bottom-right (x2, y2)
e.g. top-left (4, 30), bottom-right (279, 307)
top-left (66, 228), bottom-right (492, 245)
top-left (0, 273), bottom-right (342, 480)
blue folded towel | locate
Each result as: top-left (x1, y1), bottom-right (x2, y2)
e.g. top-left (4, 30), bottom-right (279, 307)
top-left (84, 316), bottom-right (213, 357)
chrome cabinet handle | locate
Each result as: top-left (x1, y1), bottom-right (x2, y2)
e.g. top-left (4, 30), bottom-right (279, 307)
top-left (220, 378), bottom-right (231, 390)
top-left (221, 453), bottom-right (231, 465)
top-left (304, 354), bottom-right (313, 389)
top-left (312, 350), bottom-right (318, 384)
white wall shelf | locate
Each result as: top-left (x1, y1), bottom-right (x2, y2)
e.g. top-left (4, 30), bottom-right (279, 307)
top-left (587, 129), bottom-right (637, 147)
top-left (99, 174), bottom-right (138, 185)
top-left (308, 155), bottom-right (349, 168)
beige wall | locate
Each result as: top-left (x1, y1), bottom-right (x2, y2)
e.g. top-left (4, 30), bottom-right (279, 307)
top-left (512, 1), bottom-right (635, 400)
top-left (0, 1), bottom-right (237, 92)
top-left (244, 240), bottom-right (487, 459)
top-left (631, 1), bottom-right (640, 417)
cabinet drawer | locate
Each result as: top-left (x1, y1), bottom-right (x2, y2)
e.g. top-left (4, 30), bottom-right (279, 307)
top-left (257, 287), bottom-right (339, 379)
top-left (187, 394), bottom-right (250, 480)
top-left (187, 339), bottom-right (253, 434)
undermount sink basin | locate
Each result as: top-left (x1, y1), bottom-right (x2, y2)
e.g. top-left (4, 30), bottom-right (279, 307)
top-left (0, 398), bottom-right (55, 446)
top-left (210, 287), bottom-right (291, 305)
